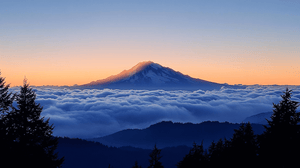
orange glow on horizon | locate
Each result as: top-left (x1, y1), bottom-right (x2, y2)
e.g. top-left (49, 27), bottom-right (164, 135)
top-left (1, 57), bottom-right (300, 87)
top-left (1, 42), bottom-right (299, 87)
top-left (1, 0), bottom-right (299, 87)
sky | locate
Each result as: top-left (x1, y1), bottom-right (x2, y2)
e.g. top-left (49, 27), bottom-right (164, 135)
top-left (1, 0), bottom-right (300, 86)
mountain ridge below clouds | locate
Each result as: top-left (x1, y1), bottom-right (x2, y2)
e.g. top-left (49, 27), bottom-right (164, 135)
top-left (57, 137), bottom-right (191, 168)
top-left (81, 61), bottom-right (245, 91)
top-left (243, 112), bottom-right (273, 125)
top-left (88, 121), bottom-right (265, 149)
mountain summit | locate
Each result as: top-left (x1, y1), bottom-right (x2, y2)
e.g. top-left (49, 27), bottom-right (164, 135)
top-left (85, 61), bottom-right (155, 86)
top-left (82, 61), bottom-right (241, 90)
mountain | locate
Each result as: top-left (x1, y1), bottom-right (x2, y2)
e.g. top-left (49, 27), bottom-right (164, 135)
top-left (57, 137), bottom-right (191, 168)
top-left (243, 110), bottom-right (300, 124)
top-left (88, 121), bottom-right (265, 149)
top-left (242, 112), bottom-right (273, 125)
top-left (81, 61), bottom-right (244, 91)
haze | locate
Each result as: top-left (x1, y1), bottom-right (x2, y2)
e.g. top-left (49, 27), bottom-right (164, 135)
top-left (1, 0), bottom-right (300, 86)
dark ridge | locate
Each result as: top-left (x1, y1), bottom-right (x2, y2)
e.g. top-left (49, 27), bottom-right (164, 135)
top-left (88, 121), bottom-right (265, 149)
top-left (57, 137), bottom-right (191, 168)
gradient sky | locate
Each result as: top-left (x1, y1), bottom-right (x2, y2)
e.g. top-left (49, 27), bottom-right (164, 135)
top-left (1, 0), bottom-right (299, 86)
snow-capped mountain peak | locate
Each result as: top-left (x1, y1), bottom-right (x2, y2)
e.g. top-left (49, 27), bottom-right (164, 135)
top-left (82, 61), bottom-right (241, 90)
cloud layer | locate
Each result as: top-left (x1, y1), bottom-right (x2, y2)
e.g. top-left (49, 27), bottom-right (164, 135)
top-left (10, 86), bottom-right (300, 138)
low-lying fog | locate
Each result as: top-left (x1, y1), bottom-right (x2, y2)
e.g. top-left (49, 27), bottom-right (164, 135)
top-left (10, 86), bottom-right (300, 139)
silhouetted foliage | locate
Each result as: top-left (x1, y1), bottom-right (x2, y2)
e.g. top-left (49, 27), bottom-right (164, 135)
top-left (177, 142), bottom-right (208, 168)
top-left (132, 161), bottom-right (142, 168)
top-left (3, 78), bottom-right (64, 168)
top-left (258, 88), bottom-right (300, 167)
top-left (227, 122), bottom-right (258, 167)
top-left (179, 122), bottom-right (259, 168)
top-left (148, 144), bottom-right (164, 168)
top-left (207, 139), bottom-right (226, 167)
top-left (0, 71), bottom-right (14, 116)
top-left (0, 72), bottom-right (15, 165)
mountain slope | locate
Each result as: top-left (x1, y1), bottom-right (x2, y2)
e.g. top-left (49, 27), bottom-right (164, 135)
top-left (88, 121), bottom-right (265, 149)
top-left (57, 137), bottom-right (191, 168)
top-left (81, 61), bottom-right (243, 90)
top-left (243, 110), bottom-right (300, 124)
top-left (243, 112), bottom-right (273, 125)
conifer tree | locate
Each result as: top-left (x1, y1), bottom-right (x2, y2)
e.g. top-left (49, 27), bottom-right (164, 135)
top-left (229, 122), bottom-right (258, 167)
top-left (148, 144), bottom-right (164, 168)
top-left (0, 72), bottom-right (15, 164)
top-left (208, 141), bottom-right (216, 157)
top-left (5, 78), bottom-right (64, 168)
top-left (209, 139), bottom-right (225, 167)
top-left (0, 71), bottom-right (14, 116)
top-left (132, 161), bottom-right (142, 168)
top-left (258, 88), bottom-right (300, 167)
top-left (177, 142), bottom-right (208, 168)
top-left (231, 123), bottom-right (257, 154)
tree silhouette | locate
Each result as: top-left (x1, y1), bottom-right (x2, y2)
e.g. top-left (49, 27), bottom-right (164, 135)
top-left (4, 79), bottom-right (64, 168)
top-left (0, 72), bottom-right (15, 165)
top-left (228, 122), bottom-right (258, 167)
top-left (0, 71), bottom-right (14, 116)
top-left (258, 88), bottom-right (300, 167)
top-left (132, 161), bottom-right (142, 168)
top-left (177, 142), bottom-right (208, 168)
top-left (208, 139), bottom-right (226, 167)
top-left (206, 123), bottom-right (258, 167)
top-left (148, 144), bottom-right (164, 168)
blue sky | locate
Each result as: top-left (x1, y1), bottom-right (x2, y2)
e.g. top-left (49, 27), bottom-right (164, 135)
top-left (1, 0), bottom-right (300, 86)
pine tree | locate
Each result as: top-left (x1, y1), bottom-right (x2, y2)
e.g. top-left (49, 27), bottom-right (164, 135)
top-left (208, 141), bottom-right (216, 157)
top-left (148, 144), bottom-right (164, 168)
top-left (230, 123), bottom-right (257, 155)
top-left (177, 142), bottom-right (208, 168)
top-left (0, 71), bottom-right (14, 116)
top-left (229, 122), bottom-right (258, 167)
top-left (209, 139), bottom-right (226, 167)
top-left (258, 88), bottom-right (300, 167)
top-left (132, 161), bottom-right (142, 168)
top-left (0, 72), bottom-right (15, 164)
top-left (5, 79), bottom-right (64, 168)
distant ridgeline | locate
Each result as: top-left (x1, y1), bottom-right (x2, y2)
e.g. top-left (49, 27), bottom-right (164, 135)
top-left (57, 121), bottom-right (265, 168)
top-left (57, 137), bottom-right (190, 168)
top-left (88, 121), bottom-right (265, 149)
top-left (243, 110), bottom-right (300, 125)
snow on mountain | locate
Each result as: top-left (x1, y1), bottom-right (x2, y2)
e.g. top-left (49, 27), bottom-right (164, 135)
top-left (81, 61), bottom-right (244, 90)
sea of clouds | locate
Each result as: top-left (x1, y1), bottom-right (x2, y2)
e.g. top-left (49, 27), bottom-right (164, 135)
top-left (10, 86), bottom-right (300, 139)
